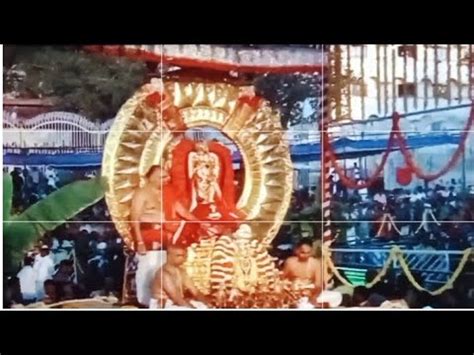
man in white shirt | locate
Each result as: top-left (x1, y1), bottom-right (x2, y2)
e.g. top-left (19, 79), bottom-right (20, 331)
top-left (410, 187), bottom-right (426, 203)
top-left (17, 256), bottom-right (38, 302)
top-left (373, 191), bottom-right (387, 205)
top-left (33, 245), bottom-right (55, 300)
top-left (352, 162), bottom-right (361, 180)
top-left (45, 166), bottom-right (59, 191)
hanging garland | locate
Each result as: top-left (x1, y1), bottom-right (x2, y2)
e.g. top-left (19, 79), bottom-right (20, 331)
top-left (325, 128), bottom-right (397, 189)
top-left (324, 246), bottom-right (473, 296)
top-left (392, 107), bottom-right (474, 181)
top-left (396, 246), bottom-right (472, 296)
top-left (327, 105), bottom-right (474, 189)
top-left (325, 246), bottom-right (397, 289)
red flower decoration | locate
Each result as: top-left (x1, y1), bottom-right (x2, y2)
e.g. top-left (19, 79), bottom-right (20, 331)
top-left (145, 92), bottom-right (164, 107)
top-left (396, 166), bottom-right (413, 186)
top-left (238, 95), bottom-right (262, 109)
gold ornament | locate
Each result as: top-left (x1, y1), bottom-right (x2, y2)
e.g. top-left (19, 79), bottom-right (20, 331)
top-left (185, 224), bottom-right (279, 295)
top-left (102, 81), bottom-right (293, 249)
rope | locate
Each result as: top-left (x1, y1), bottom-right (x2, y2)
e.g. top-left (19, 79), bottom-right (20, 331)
top-left (414, 208), bottom-right (441, 235)
top-left (375, 214), bottom-right (403, 238)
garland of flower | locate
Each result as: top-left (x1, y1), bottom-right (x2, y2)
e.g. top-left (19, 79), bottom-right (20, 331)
top-left (392, 107), bottom-right (474, 181)
top-left (325, 129), bottom-right (397, 189)
top-left (395, 246), bottom-right (472, 296)
top-left (327, 105), bottom-right (474, 189)
top-left (324, 246), bottom-right (473, 296)
top-left (325, 246), bottom-right (397, 288)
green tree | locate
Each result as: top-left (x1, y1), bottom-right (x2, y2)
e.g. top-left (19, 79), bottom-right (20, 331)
top-left (254, 73), bottom-right (322, 129)
top-left (3, 46), bottom-right (147, 122)
top-left (3, 174), bottom-right (106, 274)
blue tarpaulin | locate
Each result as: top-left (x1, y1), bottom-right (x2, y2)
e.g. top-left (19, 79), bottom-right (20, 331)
top-left (331, 133), bottom-right (461, 154)
top-left (2, 133), bottom-right (462, 167)
top-left (3, 152), bottom-right (103, 168)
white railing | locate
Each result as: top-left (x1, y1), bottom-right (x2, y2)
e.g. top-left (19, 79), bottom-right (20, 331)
top-left (3, 110), bottom-right (320, 151)
top-left (3, 111), bottom-right (113, 150)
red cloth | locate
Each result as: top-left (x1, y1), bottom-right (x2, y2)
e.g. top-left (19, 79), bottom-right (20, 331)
top-left (135, 183), bottom-right (186, 250)
top-left (163, 139), bottom-right (246, 247)
top-left (396, 166), bottom-right (412, 186)
top-left (145, 92), bottom-right (164, 107)
top-left (169, 139), bottom-right (195, 210)
top-left (208, 141), bottom-right (239, 213)
top-left (238, 95), bottom-right (262, 109)
top-left (140, 226), bottom-right (166, 250)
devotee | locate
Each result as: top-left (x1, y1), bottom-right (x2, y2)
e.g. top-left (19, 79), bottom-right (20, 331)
top-left (130, 165), bottom-right (202, 306)
top-left (17, 256), bottom-right (37, 303)
top-left (149, 245), bottom-right (210, 309)
top-left (33, 245), bottom-right (55, 300)
top-left (282, 240), bottom-right (322, 304)
top-left (130, 165), bottom-right (201, 253)
top-left (42, 280), bottom-right (58, 304)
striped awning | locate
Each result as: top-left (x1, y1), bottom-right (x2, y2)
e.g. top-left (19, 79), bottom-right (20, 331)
top-left (84, 45), bottom-right (325, 74)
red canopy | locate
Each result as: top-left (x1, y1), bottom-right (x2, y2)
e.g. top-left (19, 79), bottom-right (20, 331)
top-left (84, 45), bottom-right (325, 74)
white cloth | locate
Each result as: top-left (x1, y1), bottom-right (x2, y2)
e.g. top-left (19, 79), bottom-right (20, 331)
top-left (296, 297), bottom-right (315, 309)
top-left (353, 167), bottom-right (361, 180)
top-left (33, 254), bottom-right (55, 300)
top-left (17, 266), bottom-right (38, 300)
top-left (34, 254), bottom-right (55, 281)
top-left (149, 298), bottom-right (208, 309)
top-left (374, 193), bottom-right (387, 205)
top-left (52, 239), bottom-right (73, 265)
top-left (410, 192), bottom-right (426, 203)
top-left (317, 290), bottom-right (343, 308)
top-left (51, 238), bottom-right (60, 250)
top-left (400, 225), bottom-right (410, 236)
top-left (135, 251), bottom-right (167, 306)
top-left (45, 168), bottom-right (58, 188)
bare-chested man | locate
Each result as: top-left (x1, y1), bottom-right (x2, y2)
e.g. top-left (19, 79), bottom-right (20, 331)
top-left (131, 165), bottom-right (203, 306)
top-left (150, 245), bottom-right (210, 309)
top-left (282, 240), bottom-right (322, 303)
top-left (131, 165), bottom-right (202, 254)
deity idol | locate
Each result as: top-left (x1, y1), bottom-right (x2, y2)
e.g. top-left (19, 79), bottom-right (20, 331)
top-left (164, 137), bottom-right (246, 246)
top-left (188, 141), bottom-right (222, 211)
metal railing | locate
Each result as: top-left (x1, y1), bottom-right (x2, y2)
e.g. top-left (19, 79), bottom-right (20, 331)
top-left (330, 247), bottom-right (469, 286)
top-left (3, 111), bottom-right (113, 150)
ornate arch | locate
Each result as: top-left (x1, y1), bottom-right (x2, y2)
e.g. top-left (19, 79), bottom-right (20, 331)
top-left (102, 81), bottom-right (293, 249)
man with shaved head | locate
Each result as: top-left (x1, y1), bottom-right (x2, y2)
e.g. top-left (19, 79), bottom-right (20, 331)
top-left (150, 245), bottom-right (210, 309)
top-left (131, 164), bottom-right (202, 307)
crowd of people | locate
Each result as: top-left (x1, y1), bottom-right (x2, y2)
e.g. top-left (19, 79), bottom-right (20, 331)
top-left (7, 165), bottom-right (97, 213)
top-left (4, 200), bottom-right (125, 308)
top-left (4, 161), bottom-right (473, 308)
top-left (330, 166), bottom-right (474, 250)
